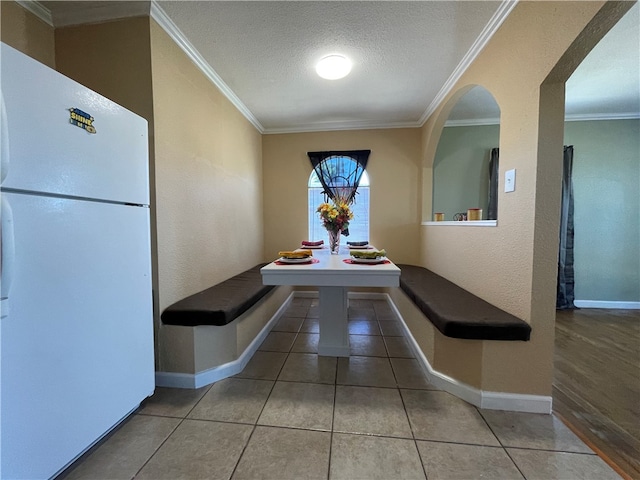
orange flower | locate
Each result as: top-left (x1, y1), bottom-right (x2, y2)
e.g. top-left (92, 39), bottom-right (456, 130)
top-left (317, 201), bottom-right (352, 232)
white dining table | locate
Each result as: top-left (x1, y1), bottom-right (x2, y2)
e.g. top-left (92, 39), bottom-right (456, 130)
top-left (260, 246), bottom-right (400, 357)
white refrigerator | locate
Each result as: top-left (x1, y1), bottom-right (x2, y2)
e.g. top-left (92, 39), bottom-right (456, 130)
top-left (1, 42), bottom-right (155, 479)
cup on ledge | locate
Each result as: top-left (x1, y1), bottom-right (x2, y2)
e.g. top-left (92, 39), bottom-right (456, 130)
top-left (433, 212), bottom-right (445, 221)
top-left (467, 208), bottom-right (482, 221)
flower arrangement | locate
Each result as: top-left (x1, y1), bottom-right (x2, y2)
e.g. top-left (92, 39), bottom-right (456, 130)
top-left (317, 201), bottom-right (353, 234)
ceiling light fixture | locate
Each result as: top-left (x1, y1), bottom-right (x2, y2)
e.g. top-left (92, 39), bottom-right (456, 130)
top-left (316, 54), bottom-right (352, 80)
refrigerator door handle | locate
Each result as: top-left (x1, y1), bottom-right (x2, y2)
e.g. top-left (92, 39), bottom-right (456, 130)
top-left (1, 195), bottom-right (15, 318)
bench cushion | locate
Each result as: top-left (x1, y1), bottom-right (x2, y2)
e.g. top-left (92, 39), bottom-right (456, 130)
top-left (161, 264), bottom-right (275, 327)
top-left (397, 264), bottom-right (531, 341)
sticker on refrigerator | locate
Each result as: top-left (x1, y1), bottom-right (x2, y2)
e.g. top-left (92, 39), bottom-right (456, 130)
top-left (69, 107), bottom-right (96, 134)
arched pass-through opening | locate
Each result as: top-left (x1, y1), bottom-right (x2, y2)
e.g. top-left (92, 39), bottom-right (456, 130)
top-left (431, 85), bottom-right (500, 223)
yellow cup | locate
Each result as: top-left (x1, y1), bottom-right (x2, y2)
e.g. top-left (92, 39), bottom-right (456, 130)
top-left (433, 212), bottom-right (445, 221)
top-left (467, 208), bottom-right (482, 221)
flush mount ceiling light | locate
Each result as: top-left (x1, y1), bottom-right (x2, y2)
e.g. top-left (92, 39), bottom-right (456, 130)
top-left (316, 54), bottom-right (352, 80)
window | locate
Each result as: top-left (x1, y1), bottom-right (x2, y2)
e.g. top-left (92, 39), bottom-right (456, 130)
top-left (308, 158), bottom-right (370, 243)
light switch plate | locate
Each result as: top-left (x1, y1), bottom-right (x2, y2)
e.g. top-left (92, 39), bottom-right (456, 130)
top-left (505, 169), bottom-right (516, 192)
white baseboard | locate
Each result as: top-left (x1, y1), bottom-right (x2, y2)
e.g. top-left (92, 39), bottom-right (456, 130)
top-left (574, 300), bottom-right (640, 309)
top-left (385, 294), bottom-right (552, 414)
top-left (155, 292), bottom-right (295, 389)
top-left (288, 291), bottom-right (388, 300)
top-left (347, 291), bottom-right (388, 300)
top-left (292, 290), bottom-right (318, 298)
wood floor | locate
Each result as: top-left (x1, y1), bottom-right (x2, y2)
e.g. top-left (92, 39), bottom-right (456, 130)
top-left (554, 308), bottom-right (640, 480)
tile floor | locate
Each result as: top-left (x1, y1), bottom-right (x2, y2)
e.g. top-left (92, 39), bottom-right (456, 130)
top-left (62, 297), bottom-right (621, 480)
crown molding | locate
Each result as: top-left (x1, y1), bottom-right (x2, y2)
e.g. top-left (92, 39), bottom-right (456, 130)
top-left (52, 2), bottom-right (150, 28)
top-left (17, 1), bottom-right (149, 28)
top-left (443, 112), bottom-right (639, 128)
top-left (418, 0), bottom-right (519, 127)
top-left (150, 1), bottom-right (264, 134)
top-left (565, 112), bottom-right (640, 122)
top-left (263, 119), bottom-right (421, 135)
top-left (15, 1), bottom-right (52, 26)
top-left (444, 118), bottom-right (501, 127)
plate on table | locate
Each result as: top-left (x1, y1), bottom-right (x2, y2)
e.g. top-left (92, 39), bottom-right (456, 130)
top-left (279, 256), bottom-right (313, 264)
top-left (302, 244), bottom-right (324, 249)
top-left (350, 256), bottom-right (387, 264)
top-left (348, 244), bottom-right (371, 249)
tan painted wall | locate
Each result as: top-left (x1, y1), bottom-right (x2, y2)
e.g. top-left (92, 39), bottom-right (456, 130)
top-left (54, 17), bottom-right (154, 123)
top-left (0, 1), bottom-right (55, 67)
top-left (419, 1), bottom-right (631, 395)
top-left (149, 21), bottom-right (264, 370)
top-left (262, 129), bottom-right (421, 265)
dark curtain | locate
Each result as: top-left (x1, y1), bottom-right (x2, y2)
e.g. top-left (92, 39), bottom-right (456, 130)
top-left (307, 150), bottom-right (370, 204)
top-left (488, 147), bottom-right (499, 220)
top-left (557, 145), bottom-right (576, 310)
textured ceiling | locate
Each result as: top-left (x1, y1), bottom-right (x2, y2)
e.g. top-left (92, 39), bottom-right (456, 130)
top-left (565, 2), bottom-right (639, 120)
top-left (154, 1), bottom-right (505, 132)
top-left (36, 0), bottom-right (640, 133)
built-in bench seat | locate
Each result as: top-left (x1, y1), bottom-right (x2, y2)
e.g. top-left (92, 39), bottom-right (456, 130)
top-left (396, 264), bottom-right (531, 341)
top-left (156, 264), bottom-right (292, 389)
top-left (161, 263), bottom-right (275, 327)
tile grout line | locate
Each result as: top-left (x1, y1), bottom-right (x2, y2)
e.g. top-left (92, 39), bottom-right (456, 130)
top-left (132, 415), bottom-right (185, 478)
top-left (383, 298), bottom-right (427, 479)
top-left (227, 318), bottom-right (297, 480)
top-left (132, 383), bottom-right (215, 478)
top-left (326, 363), bottom-right (339, 480)
top-left (475, 408), bottom-right (528, 479)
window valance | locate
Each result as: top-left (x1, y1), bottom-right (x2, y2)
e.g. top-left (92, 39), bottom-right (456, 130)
top-left (307, 150), bottom-right (370, 205)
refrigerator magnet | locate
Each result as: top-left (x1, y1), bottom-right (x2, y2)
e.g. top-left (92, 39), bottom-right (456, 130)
top-left (69, 107), bottom-right (96, 134)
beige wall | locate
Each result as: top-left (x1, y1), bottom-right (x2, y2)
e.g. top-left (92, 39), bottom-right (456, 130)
top-left (149, 21), bottom-right (264, 370)
top-left (0, 0), bottom-right (55, 67)
top-left (418, 1), bottom-right (631, 394)
top-left (262, 129), bottom-right (422, 265)
top-left (54, 17), bottom-right (154, 123)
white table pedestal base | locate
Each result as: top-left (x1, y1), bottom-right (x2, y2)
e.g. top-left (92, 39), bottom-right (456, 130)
top-left (317, 286), bottom-right (350, 357)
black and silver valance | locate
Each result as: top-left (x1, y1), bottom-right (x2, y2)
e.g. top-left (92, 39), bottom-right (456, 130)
top-left (307, 150), bottom-right (370, 204)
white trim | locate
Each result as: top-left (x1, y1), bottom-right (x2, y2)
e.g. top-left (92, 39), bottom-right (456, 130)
top-left (565, 112), bottom-right (640, 122)
top-left (263, 120), bottom-right (420, 135)
top-left (154, 371), bottom-right (198, 389)
top-left (422, 220), bottom-right (497, 227)
top-left (284, 291), bottom-right (388, 301)
top-left (16, 1), bottom-right (52, 26)
top-left (481, 391), bottom-right (553, 413)
top-left (574, 300), bottom-right (640, 310)
top-left (149, 1), bottom-right (264, 134)
top-left (155, 291), bottom-right (294, 389)
top-left (385, 294), bottom-right (553, 414)
top-left (444, 113), bottom-right (640, 127)
top-left (292, 290), bottom-right (318, 299)
top-left (347, 291), bottom-right (387, 300)
top-left (444, 118), bottom-right (501, 127)
top-left (418, 0), bottom-right (519, 126)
